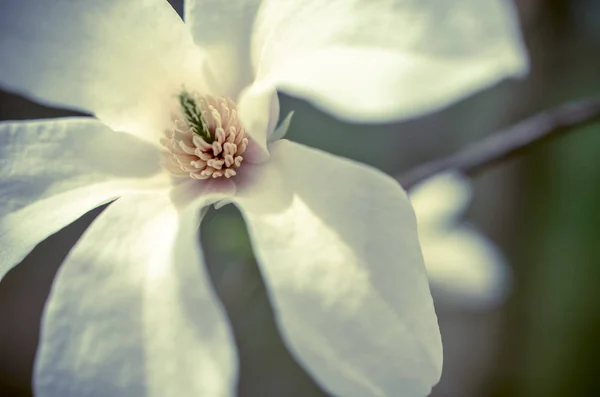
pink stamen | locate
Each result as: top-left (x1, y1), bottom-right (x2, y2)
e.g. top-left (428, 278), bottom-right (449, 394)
top-left (160, 93), bottom-right (248, 180)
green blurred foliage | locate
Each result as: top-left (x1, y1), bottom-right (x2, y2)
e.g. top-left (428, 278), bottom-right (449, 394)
top-left (513, 123), bottom-right (600, 397)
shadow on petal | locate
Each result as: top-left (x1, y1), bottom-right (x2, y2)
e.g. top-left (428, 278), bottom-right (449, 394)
top-left (0, 205), bottom-right (109, 397)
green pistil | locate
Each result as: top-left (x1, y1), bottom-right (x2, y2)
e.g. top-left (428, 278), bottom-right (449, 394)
top-left (178, 90), bottom-right (213, 143)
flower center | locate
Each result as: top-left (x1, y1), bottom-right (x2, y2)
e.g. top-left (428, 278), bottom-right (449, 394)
top-left (160, 90), bottom-right (248, 180)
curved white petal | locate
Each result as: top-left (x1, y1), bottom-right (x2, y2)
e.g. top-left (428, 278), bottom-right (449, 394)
top-left (232, 140), bottom-right (442, 397)
top-left (35, 190), bottom-right (237, 397)
top-left (0, 1), bottom-right (209, 143)
top-left (184, 0), bottom-right (260, 98)
top-left (237, 83), bottom-right (279, 157)
top-left (0, 118), bottom-right (164, 281)
top-left (251, 0), bottom-right (528, 122)
top-left (419, 225), bottom-right (511, 309)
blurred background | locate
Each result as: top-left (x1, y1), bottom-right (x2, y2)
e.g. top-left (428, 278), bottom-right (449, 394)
top-left (1, 0), bottom-right (599, 396)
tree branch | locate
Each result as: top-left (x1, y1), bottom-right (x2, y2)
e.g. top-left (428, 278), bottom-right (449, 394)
top-left (398, 96), bottom-right (600, 190)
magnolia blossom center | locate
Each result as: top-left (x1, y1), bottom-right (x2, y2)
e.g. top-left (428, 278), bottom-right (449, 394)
top-left (160, 91), bottom-right (248, 180)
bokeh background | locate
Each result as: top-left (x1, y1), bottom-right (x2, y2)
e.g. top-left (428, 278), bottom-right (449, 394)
top-left (1, 0), bottom-right (599, 396)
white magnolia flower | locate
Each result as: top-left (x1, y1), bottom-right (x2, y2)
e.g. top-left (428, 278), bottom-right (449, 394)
top-left (410, 173), bottom-right (511, 310)
top-left (0, 1), bottom-right (527, 396)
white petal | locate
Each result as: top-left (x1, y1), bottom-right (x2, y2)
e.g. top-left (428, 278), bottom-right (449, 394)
top-left (268, 111), bottom-right (295, 143)
top-left (237, 83), bottom-right (279, 157)
top-left (35, 190), bottom-right (237, 397)
top-left (251, 0), bottom-right (528, 122)
top-left (0, 118), bottom-right (164, 281)
top-left (232, 140), bottom-right (442, 397)
top-left (410, 173), bottom-right (510, 309)
top-left (420, 226), bottom-right (511, 309)
top-left (184, 0), bottom-right (260, 98)
top-left (0, 1), bottom-right (209, 143)
top-left (409, 171), bottom-right (472, 228)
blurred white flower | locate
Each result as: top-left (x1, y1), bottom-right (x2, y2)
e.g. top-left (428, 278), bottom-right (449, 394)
top-left (0, 1), bottom-right (526, 396)
top-left (410, 172), bottom-right (511, 310)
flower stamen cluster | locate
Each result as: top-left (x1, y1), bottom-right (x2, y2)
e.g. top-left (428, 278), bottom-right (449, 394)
top-left (160, 92), bottom-right (248, 179)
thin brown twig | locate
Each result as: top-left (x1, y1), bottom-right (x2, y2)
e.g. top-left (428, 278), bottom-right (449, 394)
top-left (398, 96), bottom-right (600, 190)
